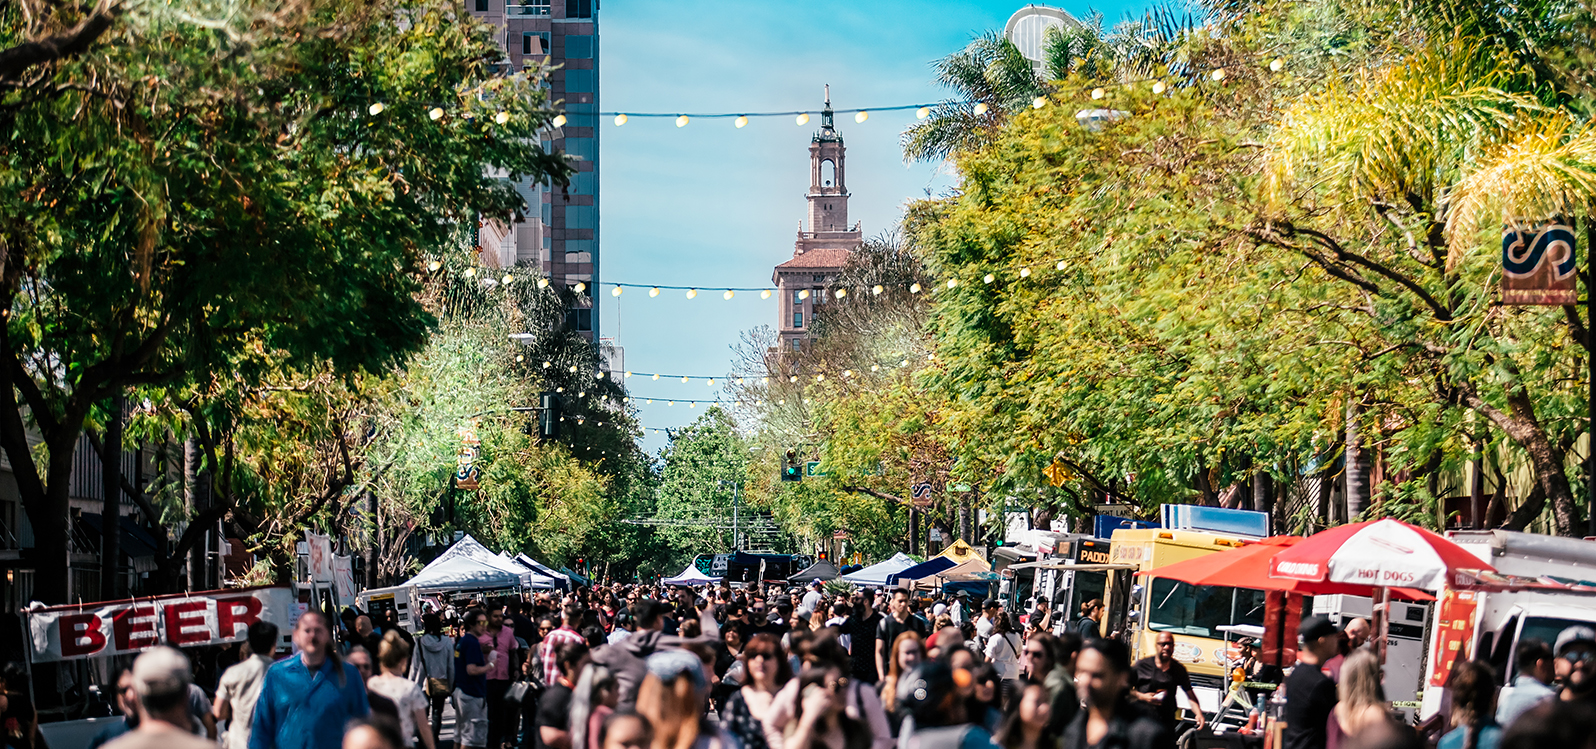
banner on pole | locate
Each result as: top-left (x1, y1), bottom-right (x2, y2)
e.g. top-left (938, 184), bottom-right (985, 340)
top-left (26, 586), bottom-right (296, 663)
top-left (1502, 221), bottom-right (1578, 305)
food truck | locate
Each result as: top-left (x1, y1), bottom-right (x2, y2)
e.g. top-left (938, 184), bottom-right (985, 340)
top-left (1418, 530), bottom-right (1596, 720)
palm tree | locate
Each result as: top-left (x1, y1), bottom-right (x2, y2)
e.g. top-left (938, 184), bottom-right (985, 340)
top-left (900, 32), bottom-right (1045, 163)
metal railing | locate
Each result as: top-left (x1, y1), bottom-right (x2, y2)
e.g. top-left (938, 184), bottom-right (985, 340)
top-left (507, 3), bottom-right (551, 15)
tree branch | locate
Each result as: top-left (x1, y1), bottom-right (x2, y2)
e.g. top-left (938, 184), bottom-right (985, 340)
top-left (0, 2), bottom-right (119, 82)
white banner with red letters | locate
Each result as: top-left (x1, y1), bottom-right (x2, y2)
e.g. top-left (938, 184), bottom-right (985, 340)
top-left (26, 586), bottom-right (297, 663)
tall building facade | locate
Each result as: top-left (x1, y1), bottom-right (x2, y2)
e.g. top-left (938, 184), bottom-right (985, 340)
top-left (471, 0), bottom-right (600, 339)
top-left (773, 90), bottom-right (862, 352)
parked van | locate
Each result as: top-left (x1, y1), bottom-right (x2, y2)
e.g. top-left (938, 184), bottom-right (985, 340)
top-left (1418, 530), bottom-right (1596, 719)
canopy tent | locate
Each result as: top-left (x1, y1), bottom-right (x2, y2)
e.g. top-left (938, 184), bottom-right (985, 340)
top-left (907, 558), bottom-right (999, 591)
top-left (935, 539), bottom-right (986, 566)
top-left (1141, 535), bottom-right (1433, 601)
top-left (497, 553), bottom-right (563, 590)
top-left (515, 554), bottom-right (572, 589)
top-left (1268, 519), bottom-right (1489, 592)
top-left (400, 555), bottom-right (525, 593)
top-left (561, 567), bottom-right (591, 587)
top-left (887, 556), bottom-right (958, 587)
top-left (841, 553), bottom-right (919, 588)
top-left (662, 563), bottom-right (721, 586)
top-left (788, 560), bottom-right (841, 583)
top-left (419, 535), bottom-right (558, 589)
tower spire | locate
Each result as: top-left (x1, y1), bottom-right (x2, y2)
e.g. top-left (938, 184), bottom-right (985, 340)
top-left (818, 84), bottom-right (837, 139)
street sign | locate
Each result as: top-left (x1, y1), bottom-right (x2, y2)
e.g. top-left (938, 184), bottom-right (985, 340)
top-left (1095, 503), bottom-right (1135, 518)
top-left (806, 461), bottom-right (828, 477)
top-left (910, 482), bottom-right (933, 507)
top-left (1502, 221), bottom-right (1578, 305)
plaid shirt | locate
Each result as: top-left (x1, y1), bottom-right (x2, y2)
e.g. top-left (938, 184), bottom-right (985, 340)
top-left (538, 625), bottom-right (585, 686)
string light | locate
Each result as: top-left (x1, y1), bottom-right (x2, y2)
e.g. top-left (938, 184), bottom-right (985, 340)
top-left (1091, 88), bottom-right (1105, 100)
top-left (464, 268), bottom-right (477, 278)
top-left (909, 283), bottom-right (921, 293)
top-left (427, 260), bottom-right (442, 271)
top-left (537, 278), bottom-right (549, 288)
top-left (1056, 260), bottom-right (1067, 270)
top-left (798, 290), bottom-right (810, 300)
top-left (369, 102), bottom-right (385, 115)
top-left (1211, 68), bottom-right (1226, 81)
top-left (495, 112), bottom-right (510, 124)
top-left (675, 115), bottom-right (689, 127)
top-left (735, 115), bottom-right (749, 128)
top-left (502, 274), bottom-right (515, 284)
top-left (983, 274), bottom-right (995, 284)
top-left (1152, 81), bottom-right (1167, 95)
top-left (916, 106), bottom-right (930, 119)
top-left (614, 114), bottom-right (628, 126)
top-left (835, 288), bottom-right (847, 298)
top-left (947, 279), bottom-right (958, 289)
top-left (574, 281), bottom-right (587, 292)
top-left (854, 111), bottom-right (869, 123)
top-left (1019, 268), bottom-right (1030, 278)
top-left (761, 290), bottom-right (771, 299)
top-left (649, 287), bottom-right (660, 297)
top-left (872, 285), bottom-right (883, 295)
top-left (686, 289), bottom-right (698, 299)
top-left (1032, 97), bottom-right (1047, 109)
top-left (429, 107), bottom-right (444, 120)
top-left (796, 113), bottom-right (810, 125)
top-left (553, 114), bottom-right (567, 127)
top-left (1270, 58), bottom-right (1285, 72)
top-left (612, 287), bottom-right (623, 297)
top-left (723, 290), bottom-right (735, 300)
top-left (974, 102), bottom-right (989, 115)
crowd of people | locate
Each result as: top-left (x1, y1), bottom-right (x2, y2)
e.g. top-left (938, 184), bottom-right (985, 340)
top-left (29, 578), bottom-right (1596, 749)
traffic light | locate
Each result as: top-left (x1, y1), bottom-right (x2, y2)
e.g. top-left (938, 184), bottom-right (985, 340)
top-left (782, 449), bottom-right (803, 482)
top-left (539, 392), bottom-right (560, 440)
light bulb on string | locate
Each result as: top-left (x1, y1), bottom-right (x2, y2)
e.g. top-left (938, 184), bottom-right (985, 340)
top-left (761, 377), bottom-right (769, 384)
top-left (798, 290), bottom-right (810, 300)
top-left (624, 371), bottom-right (633, 378)
top-left (552, 114), bottom-right (568, 127)
top-left (974, 102), bottom-right (989, 115)
top-left (983, 274), bottom-right (995, 284)
top-left (796, 113), bottom-right (810, 125)
top-left (843, 370), bottom-right (852, 378)
top-left (816, 374), bottom-right (825, 382)
top-left (516, 355), bottom-right (524, 362)
top-left (708, 378), bottom-right (715, 386)
top-left (574, 282), bottom-right (587, 293)
top-left (735, 115), bottom-right (749, 128)
top-left (1032, 97), bottom-right (1047, 109)
top-left (1091, 88), bottom-right (1105, 100)
top-left (789, 376), bottom-right (798, 383)
top-left (1020, 268), bottom-right (1031, 278)
top-left (543, 361), bottom-right (552, 368)
top-left (595, 372), bottom-right (605, 380)
top-left (675, 115), bottom-right (689, 127)
top-left (947, 278), bottom-right (959, 289)
top-left (900, 359), bottom-right (909, 367)
top-left (872, 285), bottom-right (884, 295)
top-left (612, 286), bottom-right (623, 297)
top-left (760, 289), bottom-right (771, 299)
top-left (1152, 80), bottom-right (1167, 95)
top-left (681, 376), bottom-right (689, 383)
top-left (495, 112), bottom-right (510, 124)
top-left (429, 107), bottom-right (444, 120)
top-left (1211, 68), bottom-right (1226, 81)
top-left (652, 374), bottom-right (659, 380)
top-left (1056, 260), bottom-right (1067, 270)
top-left (870, 364), bottom-right (879, 372)
top-left (1270, 58), bottom-right (1285, 72)
top-left (686, 289), bottom-right (698, 299)
top-left (502, 274), bottom-right (515, 284)
top-left (649, 287), bottom-right (660, 297)
top-left (427, 260), bottom-right (441, 272)
top-left (569, 365), bottom-right (578, 373)
top-left (614, 114), bottom-right (628, 126)
top-left (464, 268), bottom-right (477, 278)
top-left (909, 283), bottom-right (921, 293)
top-left (854, 111), bottom-right (869, 123)
top-left (916, 106), bottom-right (930, 119)
top-left (723, 290), bottom-right (734, 300)
top-left (835, 288), bottom-right (847, 298)
top-left (369, 102), bottom-right (385, 115)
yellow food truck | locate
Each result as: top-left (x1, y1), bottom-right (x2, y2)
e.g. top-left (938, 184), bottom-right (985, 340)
top-left (1105, 527), bottom-right (1266, 714)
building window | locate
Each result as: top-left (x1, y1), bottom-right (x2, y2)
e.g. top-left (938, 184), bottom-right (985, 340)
top-left (813, 275), bottom-right (824, 282)
top-left (523, 32), bottom-right (549, 55)
top-left (567, 0), bottom-right (594, 18)
top-left (571, 170), bottom-right (597, 195)
top-left (564, 137), bottom-right (596, 160)
top-left (793, 312), bottom-right (803, 328)
top-left (475, 0), bottom-right (488, 11)
top-left (565, 69), bottom-right (595, 93)
top-left (791, 339), bottom-right (802, 352)
top-left (565, 308), bottom-right (592, 332)
top-left (567, 205), bottom-right (597, 229)
top-left (792, 289), bottom-right (804, 305)
top-left (565, 35), bottom-right (594, 59)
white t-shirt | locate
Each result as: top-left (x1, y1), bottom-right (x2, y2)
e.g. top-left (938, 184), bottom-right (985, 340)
top-left (984, 632), bottom-right (1022, 680)
top-left (799, 589), bottom-right (824, 616)
top-left (367, 674), bottom-right (429, 747)
top-left (216, 654), bottom-right (273, 749)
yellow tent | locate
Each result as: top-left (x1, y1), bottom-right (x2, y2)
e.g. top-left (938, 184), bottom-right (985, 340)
top-left (934, 539), bottom-right (988, 568)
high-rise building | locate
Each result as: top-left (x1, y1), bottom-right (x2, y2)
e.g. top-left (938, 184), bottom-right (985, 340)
top-left (773, 88), bottom-right (862, 353)
top-left (471, 0), bottom-right (599, 340)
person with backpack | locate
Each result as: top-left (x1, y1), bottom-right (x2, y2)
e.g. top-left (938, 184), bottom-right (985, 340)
top-left (408, 613), bottom-right (454, 744)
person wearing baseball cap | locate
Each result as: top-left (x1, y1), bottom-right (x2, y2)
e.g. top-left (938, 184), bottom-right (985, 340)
top-left (1284, 616), bottom-right (1341, 749)
top-left (1556, 625), bottom-right (1596, 703)
top-left (101, 647), bottom-right (214, 749)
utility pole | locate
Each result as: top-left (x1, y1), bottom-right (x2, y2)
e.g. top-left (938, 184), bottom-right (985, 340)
top-left (1588, 215), bottom-right (1595, 536)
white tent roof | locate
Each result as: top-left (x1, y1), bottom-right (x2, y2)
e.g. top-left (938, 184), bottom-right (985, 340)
top-left (662, 563), bottom-right (721, 586)
top-left (401, 555), bottom-right (525, 593)
top-left (496, 553), bottom-right (562, 589)
top-left (841, 553), bottom-right (919, 587)
top-left (513, 553), bottom-right (571, 586)
top-left (417, 535), bottom-right (557, 589)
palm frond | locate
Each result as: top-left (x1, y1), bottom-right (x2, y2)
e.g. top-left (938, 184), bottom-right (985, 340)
top-left (1445, 117), bottom-right (1596, 265)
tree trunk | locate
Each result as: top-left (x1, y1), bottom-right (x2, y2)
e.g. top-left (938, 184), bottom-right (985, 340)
top-left (184, 436), bottom-right (211, 591)
top-left (1346, 400), bottom-right (1370, 521)
top-left (101, 394), bottom-right (124, 600)
top-left (1195, 460), bottom-right (1217, 506)
top-left (958, 498), bottom-right (971, 544)
top-left (1465, 390), bottom-right (1578, 535)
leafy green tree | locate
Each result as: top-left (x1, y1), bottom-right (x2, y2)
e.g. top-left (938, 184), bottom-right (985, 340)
top-left (653, 407), bottom-right (750, 567)
top-left (0, 0), bottom-right (570, 600)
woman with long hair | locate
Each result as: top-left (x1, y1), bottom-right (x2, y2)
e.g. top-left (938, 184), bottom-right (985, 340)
top-left (982, 612), bottom-right (1022, 708)
top-left (784, 664), bottom-right (874, 749)
top-left (1441, 660), bottom-right (1502, 749)
top-left (571, 665), bottom-right (620, 749)
top-left (720, 634), bottom-right (789, 749)
top-left (992, 680), bottom-right (1054, 749)
top-left (368, 632), bottom-right (437, 749)
top-left (877, 632), bottom-right (924, 737)
top-left (636, 651), bottom-right (736, 749)
top-left (1335, 650), bottom-right (1394, 741)
top-left (408, 612), bottom-right (454, 743)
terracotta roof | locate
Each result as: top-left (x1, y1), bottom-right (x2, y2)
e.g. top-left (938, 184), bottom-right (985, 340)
top-left (775, 248), bottom-right (850, 270)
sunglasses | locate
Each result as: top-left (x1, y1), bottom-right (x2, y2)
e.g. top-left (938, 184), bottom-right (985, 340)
top-left (1563, 647), bottom-right (1596, 664)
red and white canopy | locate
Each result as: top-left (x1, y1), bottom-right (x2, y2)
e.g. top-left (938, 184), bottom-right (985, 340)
top-left (1268, 518), bottom-right (1490, 591)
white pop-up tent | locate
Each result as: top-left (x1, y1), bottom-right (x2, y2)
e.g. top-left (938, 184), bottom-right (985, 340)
top-left (418, 535), bottom-right (559, 589)
top-left (840, 553), bottom-right (919, 588)
top-left (400, 555), bottom-right (526, 593)
top-left (661, 563), bottom-right (721, 586)
top-left (512, 553), bottom-right (571, 589)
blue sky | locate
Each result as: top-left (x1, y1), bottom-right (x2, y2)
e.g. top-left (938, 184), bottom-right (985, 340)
top-left (597, 1), bottom-right (1147, 452)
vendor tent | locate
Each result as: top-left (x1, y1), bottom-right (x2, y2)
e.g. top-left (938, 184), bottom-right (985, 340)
top-left (788, 560), bottom-right (841, 583)
top-left (935, 539), bottom-right (986, 566)
top-left (420, 535), bottom-right (557, 588)
top-left (400, 555), bottom-right (525, 593)
top-left (662, 563), bottom-right (721, 586)
top-left (907, 558), bottom-right (996, 590)
top-left (887, 556), bottom-right (958, 587)
top-left (842, 553), bottom-right (919, 587)
top-left (515, 554), bottom-right (572, 589)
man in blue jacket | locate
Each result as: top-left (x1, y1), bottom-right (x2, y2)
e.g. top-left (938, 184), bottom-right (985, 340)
top-left (250, 610), bottom-right (369, 749)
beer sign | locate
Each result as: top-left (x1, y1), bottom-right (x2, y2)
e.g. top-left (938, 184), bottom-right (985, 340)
top-left (26, 586), bottom-right (296, 663)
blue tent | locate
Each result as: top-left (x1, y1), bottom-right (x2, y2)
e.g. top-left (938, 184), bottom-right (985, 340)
top-left (886, 556), bottom-right (958, 586)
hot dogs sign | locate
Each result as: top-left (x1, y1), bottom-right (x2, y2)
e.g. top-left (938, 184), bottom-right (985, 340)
top-left (26, 586), bottom-right (296, 662)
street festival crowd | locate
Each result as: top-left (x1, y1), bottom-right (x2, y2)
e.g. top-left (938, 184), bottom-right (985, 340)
top-left (15, 579), bottom-right (1596, 749)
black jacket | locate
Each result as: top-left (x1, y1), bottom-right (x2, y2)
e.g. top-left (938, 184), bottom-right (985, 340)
top-left (1060, 699), bottom-right (1173, 749)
